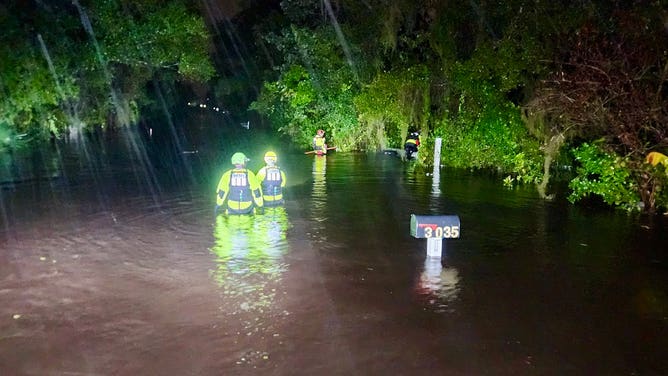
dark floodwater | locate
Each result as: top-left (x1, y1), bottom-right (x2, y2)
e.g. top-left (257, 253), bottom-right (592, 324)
top-left (1, 122), bottom-right (667, 375)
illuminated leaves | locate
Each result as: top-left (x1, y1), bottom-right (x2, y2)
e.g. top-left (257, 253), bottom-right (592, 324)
top-left (568, 143), bottom-right (640, 211)
top-left (91, 0), bottom-right (214, 81)
top-left (251, 26), bottom-right (358, 149)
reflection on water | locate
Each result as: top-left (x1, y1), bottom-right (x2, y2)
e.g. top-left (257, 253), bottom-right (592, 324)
top-left (311, 156), bottom-right (327, 243)
top-left (431, 138), bottom-right (442, 199)
top-left (431, 164), bottom-right (441, 199)
top-left (0, 146), bottom-right (62, 186)
top-left (2, 140), bottom-right (668, 374)
top-left (311, 155), bottom-right (326, 215)
top-left (210, 208), bottom-right (290, 312)
top-left (209, 208), bottom-right (291, 365)
top-left (415, 258), bottom-right (460, 313)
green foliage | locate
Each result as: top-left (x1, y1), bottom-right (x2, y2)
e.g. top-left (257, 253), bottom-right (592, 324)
top-left (354, 65), bottom-right (430, 149)
top-left (91, 0), bottom-right (214, 82)
top-left (568, 143), bottom-right (640, 211)
top-left (245, 0), bottom-right (664, 213)
top-left (0, 46), bottom-right (67, 136)
top-left (428, 35), bottom-right (544, 184)
top-left (250, 26), bottom-right (359, 150)
top-left (0, 3), bottom-right (78, 139)
top-left (433, 99), bottom-right (542, 184)
top-left (247, 0), bottom-right (668, 215)
top-left (0, 0), bottom-right (214, 142)
top-left (251, 64), bottom-right (315, 145)
top-left (5, 0), bottom-right (662, 216)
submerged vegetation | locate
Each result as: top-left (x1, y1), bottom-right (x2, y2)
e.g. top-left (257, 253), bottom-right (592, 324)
top-left (1, 0), bottom-right (667, 213)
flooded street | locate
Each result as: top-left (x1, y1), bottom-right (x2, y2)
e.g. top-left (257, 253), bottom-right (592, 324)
top-left (1, 124), bottom-right (667, 375)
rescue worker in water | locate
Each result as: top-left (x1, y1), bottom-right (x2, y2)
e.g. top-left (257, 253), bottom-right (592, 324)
top-left (216, 152), bottom-right (264, 215)
top-left (404, 131), bottom-right (420, 160)
top-left (312, 129), bottom-right (327, 155)
top-left (256, 151), bottom-right (287, 207)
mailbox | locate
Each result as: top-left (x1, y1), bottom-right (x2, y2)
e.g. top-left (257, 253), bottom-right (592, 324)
top-left (410, 215), bottom-right (460, 239)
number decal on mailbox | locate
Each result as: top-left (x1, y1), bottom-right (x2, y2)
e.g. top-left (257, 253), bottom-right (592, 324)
top-left (423, 225), bottom-right (460, 238)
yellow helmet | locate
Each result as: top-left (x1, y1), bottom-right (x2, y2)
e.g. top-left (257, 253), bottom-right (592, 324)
top-left (264, 151), bottom-right (277, 162)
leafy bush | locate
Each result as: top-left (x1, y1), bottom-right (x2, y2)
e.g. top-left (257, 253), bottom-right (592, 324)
top-left (354, 65), bottom-right (430, 149)
top-left (250, 26), bottom-right (360, 150)
top-left (568, 143), bottom-right (640, 211)
top-left (431, 103), bottom-right (542, 184)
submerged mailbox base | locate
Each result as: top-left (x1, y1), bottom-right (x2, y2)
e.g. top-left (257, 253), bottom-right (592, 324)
top-left (426, 238), bottom-right (443, 258)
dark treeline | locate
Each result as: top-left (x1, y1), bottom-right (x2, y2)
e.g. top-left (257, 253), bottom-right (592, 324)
top-left (1, 0), bottom-right (667, 212)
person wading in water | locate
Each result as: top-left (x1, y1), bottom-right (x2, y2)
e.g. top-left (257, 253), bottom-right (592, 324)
top-left (256, 151), bottom-right (287, 207)
top-left (215, 152), bottom-right (264, 215)
top-left (312, 129), bottom-right (328, 155)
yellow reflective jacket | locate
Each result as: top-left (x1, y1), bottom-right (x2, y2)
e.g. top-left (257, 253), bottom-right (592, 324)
top-left (256, 165), bottom-right (287, 206)
top-left (216, 168), bottom-right (264, 214)
top-left (313, 135), bottom-right (326, 151)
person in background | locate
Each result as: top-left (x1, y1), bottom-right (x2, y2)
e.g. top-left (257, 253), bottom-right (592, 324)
top-left (256, 151), bottom-right (287, 207)
top-left (404, 130), bottom-right (421, 160)
top-left (216, 152), bottom-right (264, 215)
top-left (313, 129), bottom-right (327, 155)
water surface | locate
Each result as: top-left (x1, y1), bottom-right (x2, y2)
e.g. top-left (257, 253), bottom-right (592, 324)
top-left (1, 125), bottom-right (667, 375)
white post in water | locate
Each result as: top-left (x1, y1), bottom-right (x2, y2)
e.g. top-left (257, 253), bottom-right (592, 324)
top-left (432, 137), bottom-right (442, 195)
top-left (433, 137), bottom-right (442, 173)
top-left (426, 238), bottom-right (443, 258)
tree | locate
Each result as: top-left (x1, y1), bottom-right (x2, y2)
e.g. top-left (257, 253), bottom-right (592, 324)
top-left (250, 25), bottom-right (359, 149)
top-left (527, 5), bottom-right (668, 211)
top-left (0, 0), bottom-right (215, 146)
